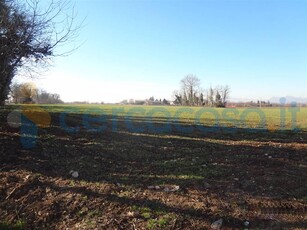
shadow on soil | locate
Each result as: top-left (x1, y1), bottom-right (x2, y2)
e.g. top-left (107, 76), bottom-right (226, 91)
top-left (1, 109), bottom-right (306, 229)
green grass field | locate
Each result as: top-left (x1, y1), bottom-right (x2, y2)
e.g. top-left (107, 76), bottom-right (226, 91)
top-left (16, 104), bottom-right (307, 132)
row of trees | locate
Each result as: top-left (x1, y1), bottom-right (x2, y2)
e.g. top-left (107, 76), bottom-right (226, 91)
top-left (10, 82), bottom-right (63, 104)
top-left (146, 97), bottom-right (170, 105)
top-left (172, 75), bottom-right (230, 107)
top-left (120, 97), bottom-right (170, 105)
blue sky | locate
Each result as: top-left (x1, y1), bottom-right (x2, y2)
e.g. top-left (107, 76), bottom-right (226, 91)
top-left (30, 0), bottom-right (307, 103)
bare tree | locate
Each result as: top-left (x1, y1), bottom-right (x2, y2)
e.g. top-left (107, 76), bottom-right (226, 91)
top-left (220, 85), bottom-right (230, 106)
top-left (199, 92), bottom-right (204, 105)
top-left (215, 90), bottom-right (223, 107)
top-left (212, 85), bottom-right (230, 107)
top-left (180, 74), bottom-right (200, 106)
top-left (172, 90), bottom-right (182, 105)
top-left (10, 83), bottom-right (63, 104)
top-left (36, 89), bottom-right (63, 104)
top-left (19, 82), bottom-right (37, 103)
top-left (208, 86), bottom-right (214, 107)
top-left (0, 0), bottom-right (81, 105)
top-left (173, 75), bottom-right (230, 107)
top-left (216, 85), bottom-right (230, 107)
top-left (10, 82), bottom-right (22, 103)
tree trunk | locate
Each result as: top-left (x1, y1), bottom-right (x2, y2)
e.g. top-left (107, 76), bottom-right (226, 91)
top-left (0, 68), bottom-right (14, 106)
top-left (0, 81), bottom-right (10, 105)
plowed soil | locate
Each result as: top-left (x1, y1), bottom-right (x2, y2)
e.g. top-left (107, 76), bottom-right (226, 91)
top-left (0, 106), bottom-right (306, 229)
